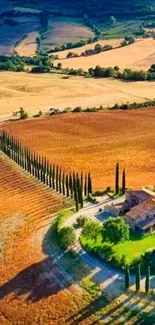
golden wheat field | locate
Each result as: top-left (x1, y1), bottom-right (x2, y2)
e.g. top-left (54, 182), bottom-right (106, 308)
top-left (0, 71), bottom-right (155, 119)
top-left (56, 38), bottom-right (155, 71)
top-left (4, 109), bottom-right (155, 190)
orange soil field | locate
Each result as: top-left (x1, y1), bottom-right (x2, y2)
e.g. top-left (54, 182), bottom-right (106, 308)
top-left (56, 38), bottom-right (155, 71)
top-left (4, 109), bottom-right (155, 190)
top-left (0, 154), bottom-right (147, 324)
top-left (0, 153), bottom-right (91, 324)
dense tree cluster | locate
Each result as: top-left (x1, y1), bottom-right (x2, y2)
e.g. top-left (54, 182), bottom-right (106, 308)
top-left (0, 130), bottom-right (93, 211)
top-left (0, 54), bottom-right (53, 72)
top-left (81, 216), bottom-right (130, 245)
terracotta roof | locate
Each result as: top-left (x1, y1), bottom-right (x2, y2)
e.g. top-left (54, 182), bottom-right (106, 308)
top-left (126, 199), bottom-right (155, 220)
top-left (126, 189), bottom-right (154, 202)
top-left (136, 217), bottom-right (155, 230)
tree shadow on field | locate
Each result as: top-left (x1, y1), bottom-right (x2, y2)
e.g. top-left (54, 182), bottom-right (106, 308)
top-left (0, 256), bottom-right (73, 303)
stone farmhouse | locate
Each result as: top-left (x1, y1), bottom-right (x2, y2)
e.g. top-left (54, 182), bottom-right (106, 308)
top-left (104, 188), bottom-right (155, 235)
top-left (124, 188), bottom-right (155, 235)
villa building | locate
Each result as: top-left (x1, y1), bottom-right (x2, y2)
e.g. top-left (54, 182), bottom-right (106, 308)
top-left (125, 188), bottom-right (155, 210)
top-left (124, 198), bottom-right (155, 235)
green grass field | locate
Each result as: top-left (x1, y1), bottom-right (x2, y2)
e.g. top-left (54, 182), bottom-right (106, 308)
top-left (81, 232), bottom-right (155, 265)
top-left (113, 233), bottom-right (155, 264)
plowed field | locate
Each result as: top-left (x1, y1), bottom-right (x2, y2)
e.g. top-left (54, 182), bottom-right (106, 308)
top-left (0, 153), bottom-right (87, 324)
top-left (4, 109), bottom-right (155, 190)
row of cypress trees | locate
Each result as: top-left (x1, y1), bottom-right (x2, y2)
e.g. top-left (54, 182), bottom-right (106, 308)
top-left (0, 130), bottom-right (93, 211)
top-left (125, 265), bottom-right (150, 294)
top-left (115, 162), bottom-right (126, 195)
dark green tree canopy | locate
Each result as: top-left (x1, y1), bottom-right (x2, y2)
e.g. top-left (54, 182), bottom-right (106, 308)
top-left (102, 216), bottom-right (130, 244)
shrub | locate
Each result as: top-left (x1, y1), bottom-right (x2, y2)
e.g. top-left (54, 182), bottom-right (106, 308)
top-left (81, 220), bottom-right (102, 242)
top-left (76, 215), bottom-right (88, 227)
top-left (73, 106), bottom-right (82, 112)
top-left (58, 226), bottom-right (76, 250)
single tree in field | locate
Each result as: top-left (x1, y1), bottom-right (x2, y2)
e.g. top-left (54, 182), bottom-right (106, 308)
top-left (125, 266), bottom-right (130, 290)
top-left (145, 266), bottom-right (150, 295)
top-left (115, 162), bottom-right (119, 194)
top-left (136, 265), bottom-right (141, 292)
top-left (122, 168), bottom-right (126, 195)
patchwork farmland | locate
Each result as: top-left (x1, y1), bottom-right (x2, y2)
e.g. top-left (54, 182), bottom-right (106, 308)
top-left (4, 109), bottom-right (155, 190)
top-left (56, 38), bottom-right (155, 71)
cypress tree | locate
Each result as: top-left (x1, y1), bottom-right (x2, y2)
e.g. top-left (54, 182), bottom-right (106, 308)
top-left (81, 172), bottom-right (83, 193)
top-left (125, 266), bottom-right (130, 290)
top-left (35, 153), bottom-right (39, 179)
top-left (62, 171), bottom-right (65, 195)
top-left (122, 168), bottom-right (126, 195)
top-left (145, 266), bottom-right (150, 295)
top-left (32, 152), bottom-right (35, 176)
top-left (77, 176), bottom-right (81, 203)
top-left (56, 165), bottom-right (59, 191)
top-left (136, 265), bottom-right (141, 292)
top-left (88, 172), bottom-right (92, 195)
top-left (52, 164), bottom-right (55, 189)
top-left (74, 179), bottom-right (79, 212)
top-left (66, 174), bottom-right (69, 197)
top-left (69, 172), bottom-right (73, 198)
top-left (43, 157), bottom-right (46, 184)
top-left (115, 162), bottom-right (119, 195)
top-left (46, 160), bottom-right (49, 186)
top-left (49, 164), bottom-right (52, 188)
top-left (41, 157), bottom-right (44, 182)
top-left (38, 156), bottom-right (41, 180)
top-left (59, 168), bottom-right (62, 194)
top-left (84, 174), bottom-right (87, 197)
top-left (79, 183), bottom-right (83, 208)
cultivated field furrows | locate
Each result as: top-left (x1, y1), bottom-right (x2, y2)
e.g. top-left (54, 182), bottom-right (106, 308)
top-left (5, 109), bottom-right (155, 190)
top-left (0, 153), bottom-right (87, 324)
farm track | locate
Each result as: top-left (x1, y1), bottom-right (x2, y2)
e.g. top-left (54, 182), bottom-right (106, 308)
top-left (0, 152), bottom-right (88, 325)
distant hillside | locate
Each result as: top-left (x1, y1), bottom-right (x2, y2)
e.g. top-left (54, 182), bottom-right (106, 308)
top-left (13, 0), bottom-right (154, 18)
